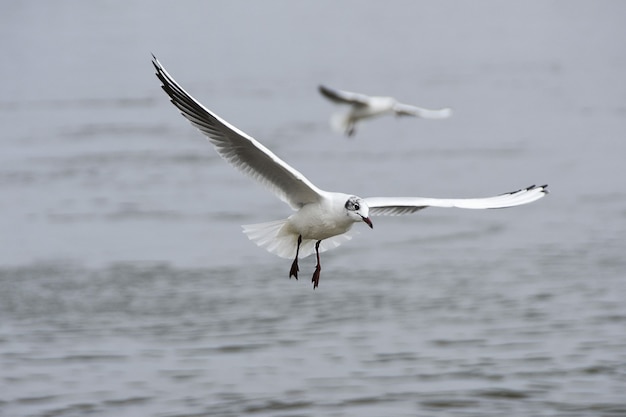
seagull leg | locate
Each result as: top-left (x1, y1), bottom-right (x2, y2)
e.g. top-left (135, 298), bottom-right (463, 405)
top-left (289, 235), bottom-right (302, 280)
top-left (311, 240), bottom-right (322, 289)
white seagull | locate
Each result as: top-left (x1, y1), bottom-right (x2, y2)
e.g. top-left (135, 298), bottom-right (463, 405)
top-left (153, 56), bottom-right (548, 289)
top-left (319, 84), bottom-right (453, 137)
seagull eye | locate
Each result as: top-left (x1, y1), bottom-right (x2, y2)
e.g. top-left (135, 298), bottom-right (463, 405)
top-left (345, 198), bottom-right (361, 211)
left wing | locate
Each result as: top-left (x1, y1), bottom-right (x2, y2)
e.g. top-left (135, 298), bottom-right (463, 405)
top-left (365, 184), bottom-right (548, 216)
top-left (392, 102), bottom-right (453, 119)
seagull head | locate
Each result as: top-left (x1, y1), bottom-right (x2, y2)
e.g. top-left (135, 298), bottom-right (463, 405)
top-left (344, 196), bottom-right (373, 229)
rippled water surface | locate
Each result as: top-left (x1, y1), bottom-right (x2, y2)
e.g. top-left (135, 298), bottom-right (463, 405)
top-left (1, 1), bottom-right (626, 416)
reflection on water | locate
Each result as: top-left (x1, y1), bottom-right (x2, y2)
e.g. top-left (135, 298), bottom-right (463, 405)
top-left (1, 1), bottom-right (626, 416)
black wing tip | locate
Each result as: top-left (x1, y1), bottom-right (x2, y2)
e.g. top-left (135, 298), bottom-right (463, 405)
top-left (151, 56), bottom-right (195, 116)
top-left (529, 184), bottom-right (549, 194)
top-left (501, 184), bottom-right (549, 196)
top-left (318, 84), bottom-right (333, 96)
top-left (151, 54), bottom-right (170, 82)
top-left (151, 55), bottom-right (165, 80)
top-left (151, 55), bottom-right (178, 97)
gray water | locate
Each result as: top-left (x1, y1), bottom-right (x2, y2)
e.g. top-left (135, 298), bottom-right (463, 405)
top-left (1, 1), bottom-right (626, 416)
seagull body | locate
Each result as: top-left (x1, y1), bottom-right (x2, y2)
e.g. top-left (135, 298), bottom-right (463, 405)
top-left (318, 84), bottom-right (452, 136)
top-left (153, 56), bottom-right (548, 289)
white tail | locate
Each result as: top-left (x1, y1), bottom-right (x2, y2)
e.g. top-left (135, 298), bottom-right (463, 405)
top-left (242, 219), bottom-right (356, 259)
top-left (330, 112), bottom-right (352, 135)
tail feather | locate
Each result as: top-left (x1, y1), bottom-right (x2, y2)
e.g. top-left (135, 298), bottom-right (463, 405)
top-left (242, 219), bottom-right (295, 259)
top-left (330, 112), bottom-right (353, 135)
top-left (242, 219), bottom-right (356, 259)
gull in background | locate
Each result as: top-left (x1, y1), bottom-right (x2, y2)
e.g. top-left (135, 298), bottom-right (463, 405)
top-left (319, 84), bottom-right (453, 137)
top-left (153, 56), bottom-right (548, 289)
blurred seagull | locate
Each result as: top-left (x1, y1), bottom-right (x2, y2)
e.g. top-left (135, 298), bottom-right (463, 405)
top-left (319, 84), bottom-right (452, 136)
top-left (153, 56), bottom-right (548, 289)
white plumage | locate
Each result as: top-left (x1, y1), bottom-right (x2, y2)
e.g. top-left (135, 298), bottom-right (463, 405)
top-left (153, 56), bottom-right (548, 288)
top-left (319, 84), bottom-right (452, 136)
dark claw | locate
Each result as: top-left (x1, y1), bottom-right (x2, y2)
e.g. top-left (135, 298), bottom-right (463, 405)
top-left (312, 240), bottom-right (322, 289)
top-left (289, 258), bottom-right (299, 280)
top-left (290, 235), bottom-right (302, 281)
top-left (311, 265), bottom-right (321, 289)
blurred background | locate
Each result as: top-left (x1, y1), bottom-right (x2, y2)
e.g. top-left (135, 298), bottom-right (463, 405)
top-left (1, 1), bottom-right (625, 416)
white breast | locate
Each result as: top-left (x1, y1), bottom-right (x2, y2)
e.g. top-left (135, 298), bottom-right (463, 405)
top-left (287, 195), bottom-right (354, 240)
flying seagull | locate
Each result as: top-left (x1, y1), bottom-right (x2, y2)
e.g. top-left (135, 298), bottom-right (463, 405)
top-left (152, 56), bottom-right (548, 289)
top-left (319, 84), bottom-right (452, 137)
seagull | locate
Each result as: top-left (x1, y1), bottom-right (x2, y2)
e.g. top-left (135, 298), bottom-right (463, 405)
top-left (152, 56), bottom-right (548, 289)
top-left (318, 84), bottom-right (453, 137)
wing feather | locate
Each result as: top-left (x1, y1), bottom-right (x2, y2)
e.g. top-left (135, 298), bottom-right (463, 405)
top-left (392, 102), bottom-right (453, 119)
top-left (366, 184), bottom-right (548, 216)
top-left (318, 85), bottom-right (371, 106)
top-left (153, 55), bottom-right (325, 209)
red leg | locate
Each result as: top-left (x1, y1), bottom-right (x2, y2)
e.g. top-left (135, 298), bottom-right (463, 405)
top-left (311, 240), bottom-right (322, 289)
top-left (289, 235), bottom-right (302, 280)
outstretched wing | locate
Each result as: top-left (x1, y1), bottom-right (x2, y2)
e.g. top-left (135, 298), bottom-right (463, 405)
top-left (392, 102), bottom-right (453, 119)
top-left (365, 184), bottom-right (548, 216)
top-left (318, 85), bottom-right (371, 106)
top-left (153, 55), bottom-right (325, 210)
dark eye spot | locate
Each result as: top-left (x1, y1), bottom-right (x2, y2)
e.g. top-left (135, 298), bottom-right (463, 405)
top-left (345, 198), bottom-right (360, 211)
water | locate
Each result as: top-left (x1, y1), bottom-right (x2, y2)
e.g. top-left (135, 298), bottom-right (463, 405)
top-left (1, 1), bottom-right (626, 416)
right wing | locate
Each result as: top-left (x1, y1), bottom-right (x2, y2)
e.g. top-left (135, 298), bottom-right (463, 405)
top-left (318, 85), bottom-right (371, 106)
top-left (153, 55), bottom-right (325, 210)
